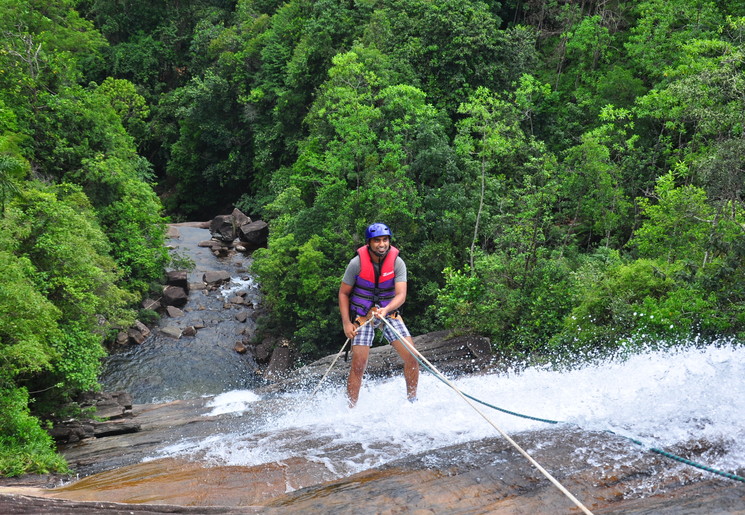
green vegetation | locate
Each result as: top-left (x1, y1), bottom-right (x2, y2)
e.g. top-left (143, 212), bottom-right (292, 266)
top-left (0, 0), bottom-right (168, 475)
top-left (1, 0), bottom-right (745, 475)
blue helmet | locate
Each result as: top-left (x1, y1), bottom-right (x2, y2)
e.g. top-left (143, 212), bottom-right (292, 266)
top-left (365, 223), bottom-right (392, 240)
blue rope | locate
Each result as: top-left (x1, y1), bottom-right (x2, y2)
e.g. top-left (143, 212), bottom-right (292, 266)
top-left (407, 345), bottom-right (745, 484)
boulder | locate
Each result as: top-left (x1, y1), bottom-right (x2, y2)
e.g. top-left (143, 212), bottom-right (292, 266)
top-left (126, 327), bottom-right (147, 345)
top-left (166, 306), bottom-right (184, 317)
top-left (209, 214), bottom-right (237, 242)
top-left (264, 346), bottom-right (292, 381)
top-left (47, 420), bottom-right (93, 444)
top-left (209, 208), bottom-right (252, 242)
top-left (182, 326), bottom-right (197, 337)
top-left (132, 320), bottom-right (151, 339)
top-left (160, 326), bottom-right (182, 339)
top-left (161, 285), bottom-right (188, 308)
top-left (115, 331), bottom-right (129, 345)
top-left (237, 220), bottom-right (269, 248)
top-left (230, 207), bottom-right (251, 227)
top-left (203, 270), bottom-right (230, 287)
top-left (254, 340), bottom-right (273, 363)
top-left (165, 270), bottom-right (189, 292)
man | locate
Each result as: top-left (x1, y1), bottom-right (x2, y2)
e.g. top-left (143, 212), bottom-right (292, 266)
top-left (338, 223), bottom-right (419, 407)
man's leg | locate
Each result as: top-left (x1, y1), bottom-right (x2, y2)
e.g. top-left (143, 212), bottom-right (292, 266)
top-left (391, 337), bottom-right (419, 401)
top-left (347, 344), bottom-right (370, 407)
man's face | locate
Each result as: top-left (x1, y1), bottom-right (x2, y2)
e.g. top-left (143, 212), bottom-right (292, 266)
top-left (368, 235), bottom-right (390, 258)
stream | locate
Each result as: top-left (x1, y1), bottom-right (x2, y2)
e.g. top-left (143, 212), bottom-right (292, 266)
top-left (99, 224), bottom-right (265, 403)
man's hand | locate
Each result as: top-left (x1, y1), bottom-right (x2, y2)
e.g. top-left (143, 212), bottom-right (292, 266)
top-left (343, 320), bottom-right (358, 340)
top-left (374, 306), bottom-right (388, 319)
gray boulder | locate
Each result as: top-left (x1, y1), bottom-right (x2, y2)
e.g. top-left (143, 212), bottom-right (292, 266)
top-left (238, 220), bottom-right (269, 248)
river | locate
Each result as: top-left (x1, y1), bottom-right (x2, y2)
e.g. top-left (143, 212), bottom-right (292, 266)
top-left (99, 224), bottom-right (265, 403)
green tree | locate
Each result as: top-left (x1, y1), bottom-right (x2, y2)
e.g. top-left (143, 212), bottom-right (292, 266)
top-left (631, 172), bottom-right (715, 265)
top-left (558, 106), bottom-right (636, 249)
top-left (363, 0), bottom-right (536, 117)
top-left (9, 183), bottom-right (137, 404)
top-left (625, 0), bottom-right (723, 85)
top-left (0, 128), bottom-right (29, 214)
top-left (253, 47), bottom-right (455, 354)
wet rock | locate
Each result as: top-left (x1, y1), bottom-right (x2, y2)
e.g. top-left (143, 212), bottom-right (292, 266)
top-left (203, 270), bottom-right (230, 287)
top-left (166, 225), bottom-right (180, 239)
top-left (264, 346), bottom-right (291, 381)
top-left (160, 326), bottom-right (182, 339)
top-left (209, 214), bottom-right (240, 242)
top-left (259, 330), bottom-right (493, 392)
top-left (48, 392), bottom-right (135, 444)
top-left (182, 326), bottom-right (197, 337)
top-left (253, 340), bottom-right (273, 363)
top-left (115, 331), bottom-right (129, 345)
top-left (162, 285), bottom-right (188, 308)
top-left (237, 220), bottom-right (268, 249)
top-left (127, 327), bottom-right (147, 345)
top-left (47, 420), bottom-right (93, 444)
top-left (166, 306), bottom-right (184, 317)
top-left (133, 321), bottom-right (151, 339)
top-left (78, 391), bottom-right (132, 414)
top-left (10, 417), bottom-right (743, 514)
top-left (166, 270), bottom-right (189, 291)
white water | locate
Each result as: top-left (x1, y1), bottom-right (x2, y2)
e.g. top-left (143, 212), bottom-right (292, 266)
top-left (149, 343), bottom-right (745, 486)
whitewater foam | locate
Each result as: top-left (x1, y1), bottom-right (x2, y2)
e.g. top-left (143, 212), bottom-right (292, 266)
top-left (152, 342), bottom-right (745, 482)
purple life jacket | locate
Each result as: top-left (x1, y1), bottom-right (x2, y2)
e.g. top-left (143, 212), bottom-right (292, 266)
top-left (349, 245), bottom-right (399, 318)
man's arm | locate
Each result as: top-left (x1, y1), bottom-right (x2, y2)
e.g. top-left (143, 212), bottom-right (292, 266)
top-left (339, 281), bottom-right (357, 339)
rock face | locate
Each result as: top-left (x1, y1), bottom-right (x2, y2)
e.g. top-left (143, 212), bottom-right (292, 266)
top-left (2, 394), bottom-right (743, 514)
top-left (257, 330), bottom-right (496, 394)
top-left (2, 329), bottom-right (743, 513)
top-left (46, 392), bottom-right (138, 445)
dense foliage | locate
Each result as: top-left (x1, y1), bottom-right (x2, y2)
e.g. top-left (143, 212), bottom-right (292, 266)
top-left (0, 0), bottom-right (168, 475)
top-left (2, 0), bottom-right (745, 475)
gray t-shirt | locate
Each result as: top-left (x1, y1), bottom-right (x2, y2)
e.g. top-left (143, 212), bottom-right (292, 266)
top-left (342, 254), bottom-right (407, 286)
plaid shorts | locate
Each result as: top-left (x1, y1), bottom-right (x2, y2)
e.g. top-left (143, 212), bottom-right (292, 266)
top-left (352, 315), bottom-right (411, 347)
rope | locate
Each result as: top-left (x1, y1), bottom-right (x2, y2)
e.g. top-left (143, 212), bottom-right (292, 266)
top-left (607, 431), bottom-right (745, 483)
top-left (314, 320), bottom-right (745, 488)
top-left (395, 335), bottom-right (745, 484)
top-left (310, 316), bottom-right (374, 397)
top-left (379, 316), bottom-right (595, 515)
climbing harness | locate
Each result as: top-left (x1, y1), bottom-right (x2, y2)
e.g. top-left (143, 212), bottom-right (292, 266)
top-left (310, 316), bottom-right (375, 397)
top-left (379, 316), bottom-right (595, 515)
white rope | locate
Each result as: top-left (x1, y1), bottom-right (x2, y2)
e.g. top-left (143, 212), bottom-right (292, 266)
top-left (379, 316), bottom-right (595, 515)
top-left (310, 316), bottom-right (374, 397)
